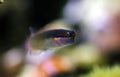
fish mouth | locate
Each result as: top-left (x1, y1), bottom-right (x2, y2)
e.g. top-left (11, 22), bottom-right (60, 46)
top-left (53, 37), bottom-right (74, 45)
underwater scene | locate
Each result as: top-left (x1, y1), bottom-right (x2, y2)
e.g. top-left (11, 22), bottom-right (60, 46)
top-left (0, 0), bottom-right (120, 77)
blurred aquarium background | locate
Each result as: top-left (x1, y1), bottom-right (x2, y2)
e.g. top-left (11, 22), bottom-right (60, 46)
top-left (0, 0), bottom-right (120, 77)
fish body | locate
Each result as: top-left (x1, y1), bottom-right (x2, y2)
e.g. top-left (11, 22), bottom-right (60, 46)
top-left (25, 29), bottom-right (75, 65)
top-left (29, 29), bottom-right (75, 51)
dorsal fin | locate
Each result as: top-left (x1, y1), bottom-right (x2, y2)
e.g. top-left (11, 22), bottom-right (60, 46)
top-left (29, 27), bottom-right (37, 37)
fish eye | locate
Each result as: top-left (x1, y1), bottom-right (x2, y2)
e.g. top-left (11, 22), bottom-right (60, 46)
top-left (66, 32), bottom-right (71, 37)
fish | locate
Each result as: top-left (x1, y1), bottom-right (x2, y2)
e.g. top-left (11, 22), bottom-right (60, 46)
top-left (29, 29), bottom-right (75, 51)
top-left (25, 29), bottom-right (75, 65)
